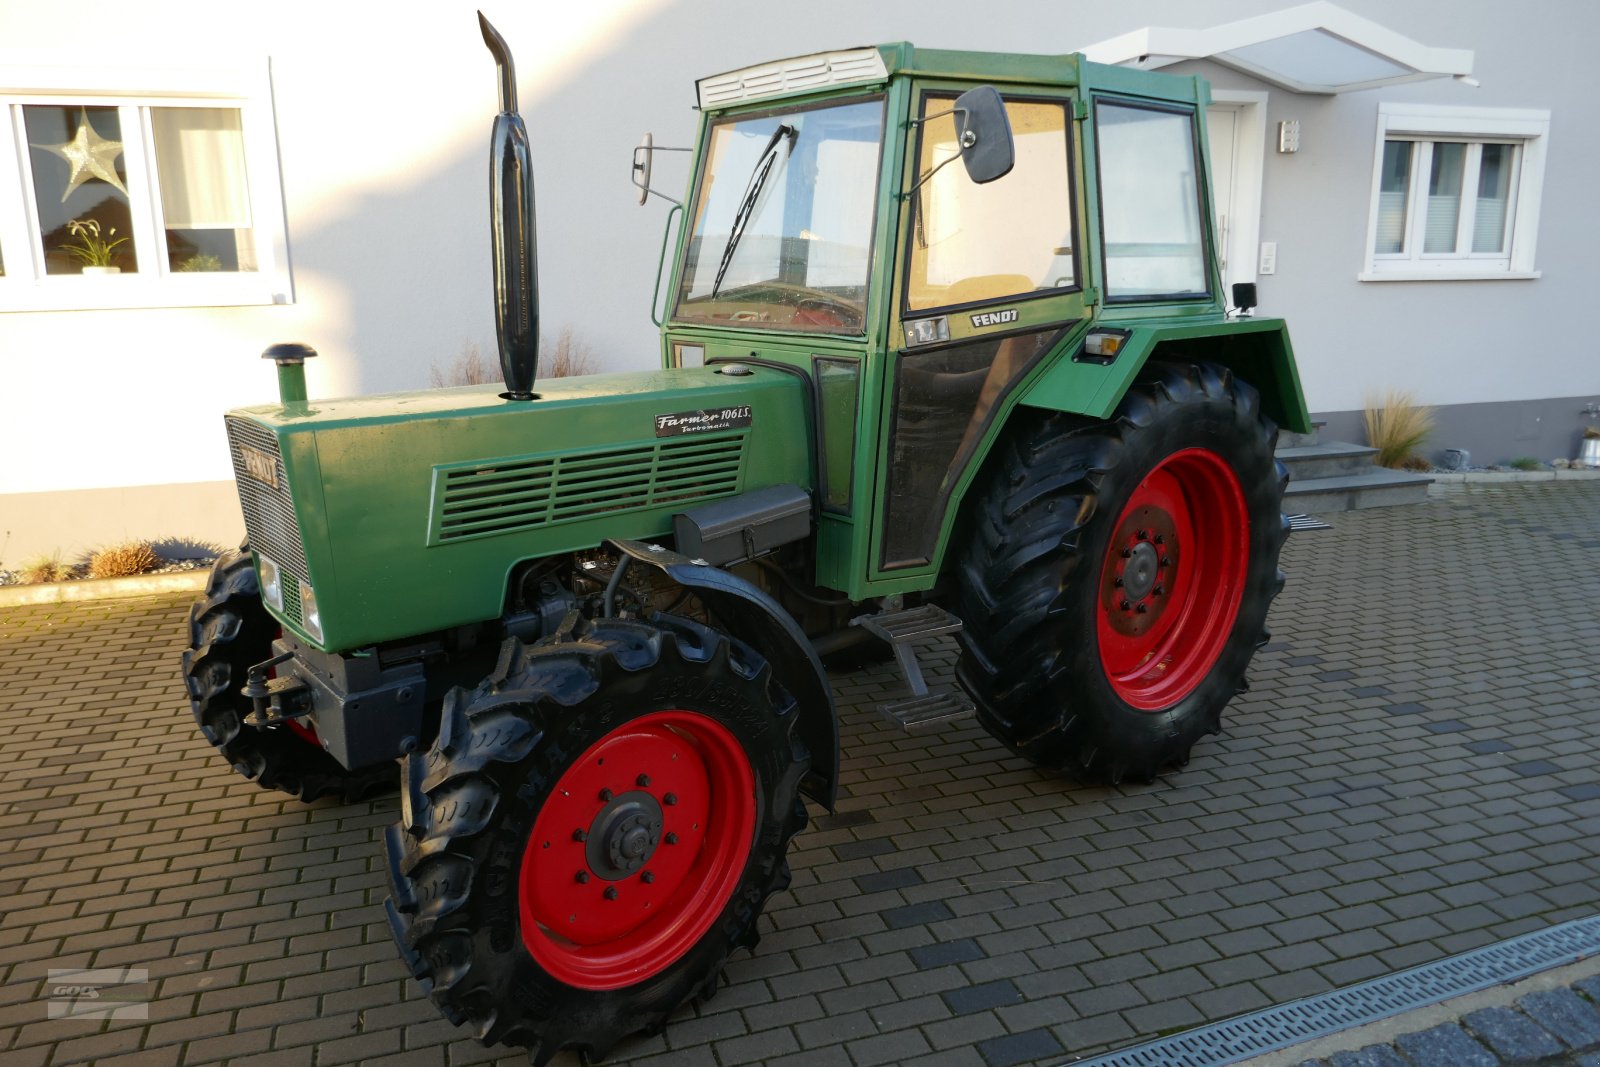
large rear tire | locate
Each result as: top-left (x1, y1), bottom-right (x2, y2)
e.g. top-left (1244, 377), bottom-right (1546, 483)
top-left (180, 544), bottom-right (396, 802)
top-left (955, 360), bottom-right (1288, 782)
top-left (385, 614), bottom-right (808, 1065)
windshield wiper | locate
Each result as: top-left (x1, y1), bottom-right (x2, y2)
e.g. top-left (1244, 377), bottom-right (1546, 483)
top-left (711, 123), bottom-right (796, 299)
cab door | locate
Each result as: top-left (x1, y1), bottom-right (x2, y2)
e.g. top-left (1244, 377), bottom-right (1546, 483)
top-left (871, 83), bottom-right (1090, 577)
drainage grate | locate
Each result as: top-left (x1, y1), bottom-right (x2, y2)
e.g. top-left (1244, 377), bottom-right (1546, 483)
top-left (1069, 914), bottom-right (1600, 1067)
top-left (1287, 513), bottom-right (1333, 532)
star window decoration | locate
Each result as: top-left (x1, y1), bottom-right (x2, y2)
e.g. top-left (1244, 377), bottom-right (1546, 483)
top-left (33, 112), bottom-right (129, 202)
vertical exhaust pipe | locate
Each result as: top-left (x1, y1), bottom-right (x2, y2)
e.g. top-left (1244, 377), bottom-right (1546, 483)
top-left (479, 12), bottom-right (540, 400)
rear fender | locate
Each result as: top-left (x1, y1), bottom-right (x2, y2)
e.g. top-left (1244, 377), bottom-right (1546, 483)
top-left (611, 539), bottom-right (838, 810)
top-left (1019, 318), bottom-right (1312, 434)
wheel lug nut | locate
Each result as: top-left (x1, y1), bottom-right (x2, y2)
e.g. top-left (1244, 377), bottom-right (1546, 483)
top-left (1119, 599), bottom-right (1132, 611)
top-left (636, 774), bottom-right (650, 787)
top-left (599, 788), bottom-right (613, 802)
top-left (1154, 534), bottom-right (1165, 545)
top-left (604, 886), bottom-right (619, 901)
top-left (663, 793), bottom-right (678, 806)
top-left (1121, 549), bottom-right (1132, 559)
top-left (1113, 577), bottom-right (1124, 588)
top-left (641, 871), bottom-right (655, 884)
top-left (572, 829), bottom-right (587, 842)
top-left (665, 832), bottom-right (679, 845)
top-left (1135, 604), bottom-right (1148, 614)
top-left (1153, 585), bottom-right (1165, 596)
top-left (575, 871), bottom-right (590, 884)
top-left (1136, 529), bottom-right (1148, 540)
top-left (1159, 556), bottom-right (1170, 567)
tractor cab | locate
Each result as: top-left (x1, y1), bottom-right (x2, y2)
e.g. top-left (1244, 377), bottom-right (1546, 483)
top-left (643, 46), bottom-right (1244, 599)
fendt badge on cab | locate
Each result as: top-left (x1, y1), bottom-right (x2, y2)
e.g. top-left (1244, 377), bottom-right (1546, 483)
top-left (970, 308), bottom-right (1019, 328)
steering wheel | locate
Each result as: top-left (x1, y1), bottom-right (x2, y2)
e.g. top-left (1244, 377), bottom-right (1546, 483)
top-left (792, 299), bottom-right (853, 328)
top-left (790, 289), bottom-right (863, 330)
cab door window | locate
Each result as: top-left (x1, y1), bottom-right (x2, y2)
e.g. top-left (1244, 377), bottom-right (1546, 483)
top-left (1096, 100), bottom-right (1209, 300)
top-left (905, 97), bottom-right (1075, 311)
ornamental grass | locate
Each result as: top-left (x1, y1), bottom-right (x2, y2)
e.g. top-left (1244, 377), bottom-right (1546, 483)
top-left (1363, 389), bottom-right (1436, 469)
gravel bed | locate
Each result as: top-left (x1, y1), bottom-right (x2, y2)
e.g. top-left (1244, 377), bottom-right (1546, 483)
top-left (0, 555), bottom-right (216, 589)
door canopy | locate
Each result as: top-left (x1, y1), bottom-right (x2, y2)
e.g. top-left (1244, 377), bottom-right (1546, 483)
top-left (1080, 1), bottom-right (1474, 94)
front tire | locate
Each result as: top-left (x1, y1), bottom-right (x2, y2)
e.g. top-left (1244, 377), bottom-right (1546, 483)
top-left (955, 360), bottom-right (1289, 782)
top-left (385, 614), bottom-right (808, 1064)
top-left (180, 544), bottom-right (395, 802)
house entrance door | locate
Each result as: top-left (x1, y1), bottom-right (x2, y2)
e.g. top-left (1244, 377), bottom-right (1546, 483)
top-left (1206, 93), bottom-right (1266, 298)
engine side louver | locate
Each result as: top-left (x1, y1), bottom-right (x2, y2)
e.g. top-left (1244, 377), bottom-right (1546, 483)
top-left (427, 433), bottom-right (747, 545)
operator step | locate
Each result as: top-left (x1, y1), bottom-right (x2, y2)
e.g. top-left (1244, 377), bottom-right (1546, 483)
top-left (880, 690), bottom-right (977, 732)
top-left (851, 604), bottom-right (975, 732)
top-left (852, 602), bottom-right (964, 644)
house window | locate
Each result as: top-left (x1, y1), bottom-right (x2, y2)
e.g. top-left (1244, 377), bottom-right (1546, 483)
top-left (0, 60), bottom-right (290, 311)
top-left (1363, 104), bottom-right (1550, 280)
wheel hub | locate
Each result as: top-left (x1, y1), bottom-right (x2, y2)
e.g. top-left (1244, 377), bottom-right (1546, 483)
top-left (1122, 541), bottom-right (1160, 601)
top-left (1102, 504), bottom-right (1180, 638)
top-left (586, 791), bottom-right (663, 880)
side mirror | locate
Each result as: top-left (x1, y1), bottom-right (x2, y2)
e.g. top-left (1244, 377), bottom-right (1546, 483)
top-left (953, 86), bottom-right (1014, 184)
top-left (906, 86), bottom-right (1016, 199)
top-left (632, 133), bottom-right (689, 207)
top-left (632, 133), bottom-right (654, 206)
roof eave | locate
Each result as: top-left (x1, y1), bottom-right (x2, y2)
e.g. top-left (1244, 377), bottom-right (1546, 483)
top-left (1079, 1), bottom-right (1475, 94)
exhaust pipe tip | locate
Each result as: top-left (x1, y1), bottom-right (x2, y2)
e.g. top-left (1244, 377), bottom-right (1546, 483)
top-left (478, 12), bottom-right (517, 113)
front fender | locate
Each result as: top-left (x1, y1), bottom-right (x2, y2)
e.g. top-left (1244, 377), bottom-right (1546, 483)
top-left (611, 539), bottom-right (838, 810)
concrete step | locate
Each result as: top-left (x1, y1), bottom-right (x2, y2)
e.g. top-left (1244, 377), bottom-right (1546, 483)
top-left (1284, 466), bottom-right (1434, 513)
top-left (1277, 441), bottom-right (1380, 481)
top-left (1276, 420), bottom-right (1327, 450)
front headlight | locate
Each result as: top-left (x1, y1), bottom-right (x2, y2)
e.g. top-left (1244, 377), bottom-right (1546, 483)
top-left (258, 555), bottom-right (283, 611)
top-left (297, 578), bottom-right (323, 642)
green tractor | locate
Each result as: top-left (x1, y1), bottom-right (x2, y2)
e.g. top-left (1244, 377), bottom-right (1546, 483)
top-left (181, 14), bottom-right (1308, 1063)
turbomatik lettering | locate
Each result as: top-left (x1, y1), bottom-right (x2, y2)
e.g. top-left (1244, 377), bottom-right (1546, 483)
top-left (655, 406), bottom-right (754, 437)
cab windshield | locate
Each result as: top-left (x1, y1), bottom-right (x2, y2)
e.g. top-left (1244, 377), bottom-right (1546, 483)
top-left (674, 97), bottom-right (884, 334)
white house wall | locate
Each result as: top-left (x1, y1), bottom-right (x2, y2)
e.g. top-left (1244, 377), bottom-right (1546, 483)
top-left (0, 0), bottom-right (1594, 560)
top-left (1172, 48), bottom-right (1595, 418)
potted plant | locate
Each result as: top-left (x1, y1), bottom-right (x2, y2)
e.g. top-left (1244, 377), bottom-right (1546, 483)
top-left (62, 218), bottom-right (128, 275)
top-left (176, 253), bottom-right (223, 272)
top-left (1580, 424), bottom-right (1600, 470)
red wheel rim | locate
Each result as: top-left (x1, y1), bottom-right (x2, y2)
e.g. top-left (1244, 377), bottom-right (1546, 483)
top-left (1096, 447), bottom-right (1249, 710)
top-left (519, 709), bottom-right (756, 989)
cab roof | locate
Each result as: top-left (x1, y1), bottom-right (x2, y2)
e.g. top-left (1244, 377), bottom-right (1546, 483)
top-left (697, 43), bottom-right (1206, 111)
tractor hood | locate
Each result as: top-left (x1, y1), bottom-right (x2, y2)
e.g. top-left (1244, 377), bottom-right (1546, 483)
top-left (224, 365), bottom-right (811, 651)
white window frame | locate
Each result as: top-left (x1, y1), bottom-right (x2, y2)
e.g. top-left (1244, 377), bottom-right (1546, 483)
top-left (0, 54), bottom-right (292, 312)
top-left (1360, 102), bottom-right (1549, 282)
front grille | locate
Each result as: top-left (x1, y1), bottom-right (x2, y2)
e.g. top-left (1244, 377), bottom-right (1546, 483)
top-left (224, 416), bottom-right (307, 625)
top-left (428, 433), bottom-right (747, 545)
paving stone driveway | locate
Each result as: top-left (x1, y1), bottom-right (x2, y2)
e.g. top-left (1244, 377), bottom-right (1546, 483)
top-left (2, 480), bottom-right (1598, 1067)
